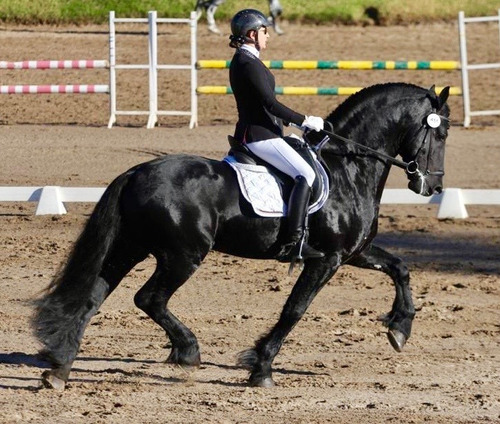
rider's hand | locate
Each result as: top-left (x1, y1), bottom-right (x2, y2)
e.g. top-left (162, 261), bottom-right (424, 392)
top-left (302, 116), bottom-right (324, 132)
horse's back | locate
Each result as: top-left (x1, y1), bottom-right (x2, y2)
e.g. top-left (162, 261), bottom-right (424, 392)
top-left (123, 154), bottom-right (232, 203)
top-left (118, 154), bottom-right (238, 245)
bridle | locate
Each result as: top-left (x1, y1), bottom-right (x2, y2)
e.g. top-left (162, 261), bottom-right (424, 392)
top-left (311, 111), bottom-right (448, 194)
top-left (403, 112), bottom-right (447, 193)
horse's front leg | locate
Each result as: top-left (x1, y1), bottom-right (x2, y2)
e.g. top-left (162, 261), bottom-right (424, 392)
top-left (347, 243), bottom-right (415, 352)
top-left (238, 258), bottom-right (338, 387)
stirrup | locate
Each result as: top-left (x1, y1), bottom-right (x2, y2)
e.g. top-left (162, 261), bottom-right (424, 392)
top-left (277, 239), bottom-right (324, 274)
top-left (276, 242), bottom-right (304, 275)
top-left (288, 255), bottom-right (304, 275)
top-left (287, 242), bottom-right (324, 275)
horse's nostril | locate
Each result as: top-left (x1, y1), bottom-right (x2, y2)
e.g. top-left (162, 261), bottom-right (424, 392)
top-left (434, 186), bottom-right (443, 194)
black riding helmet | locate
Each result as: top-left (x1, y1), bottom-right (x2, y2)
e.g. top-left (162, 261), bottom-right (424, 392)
top-left (229, 9), bottom-right (268, 48)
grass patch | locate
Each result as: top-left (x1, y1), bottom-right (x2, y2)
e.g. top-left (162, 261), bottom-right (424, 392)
top-left (0, 0), bottom-right (499, 25)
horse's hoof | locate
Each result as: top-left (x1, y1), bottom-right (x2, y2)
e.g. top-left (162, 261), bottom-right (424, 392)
top-left (249, 377), bottom-right (275, 388)
top-left (274, 25), bottom-right (284, 35)
top-left (387, 329), bottom-right (407, 352)
top-left (166, 349), bottom-right (201, 368)
top-left (174, 363), bottom-right (199, 375)
top-left (208, 25), bottom-right (221, 35)
top-left (41, 370), bottom-right (66, 391)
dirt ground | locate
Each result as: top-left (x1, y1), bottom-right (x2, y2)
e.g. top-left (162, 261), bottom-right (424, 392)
top-left (0, 18), bottom-right (499, 424)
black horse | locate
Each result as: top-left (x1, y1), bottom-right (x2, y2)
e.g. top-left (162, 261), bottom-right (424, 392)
top-left (33, 83), bottom-right (450, 390)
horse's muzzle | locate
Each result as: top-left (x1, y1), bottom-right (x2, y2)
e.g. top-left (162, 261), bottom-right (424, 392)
top-left (407, 174), bottom-right (443, 197)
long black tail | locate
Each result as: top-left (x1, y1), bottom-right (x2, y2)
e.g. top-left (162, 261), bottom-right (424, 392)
top-left (32, 169), bottom-right (134, 366)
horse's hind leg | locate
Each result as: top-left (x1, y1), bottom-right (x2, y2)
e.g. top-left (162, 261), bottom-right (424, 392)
top-left (206, 0), bottom-right (223, 34)
top-left (40, 242), bottom-right (147, 390)
top-left (347, 244), bottom-right (415, 352)
top-left (134, 253), bottom-right (202, 367)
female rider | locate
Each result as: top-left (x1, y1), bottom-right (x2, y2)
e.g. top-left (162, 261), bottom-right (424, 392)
top-left (228, 9), bottom-right (325, 261)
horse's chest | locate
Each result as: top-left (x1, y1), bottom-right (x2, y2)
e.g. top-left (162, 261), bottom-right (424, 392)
top-left (316, 201), bottom-right (377, 252)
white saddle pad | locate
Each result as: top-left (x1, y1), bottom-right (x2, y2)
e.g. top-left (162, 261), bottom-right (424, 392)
top-left (224, 155), bottom-right (329, 217)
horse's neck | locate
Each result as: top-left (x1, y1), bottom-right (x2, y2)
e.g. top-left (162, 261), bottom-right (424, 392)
top-left (325, 87), bottom-right (406, 155)
top-left (322, 119), bottom-right (395, 200)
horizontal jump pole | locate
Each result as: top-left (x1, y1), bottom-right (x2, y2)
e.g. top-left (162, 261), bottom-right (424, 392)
top-left (0, 84), bottom-right (109, 94)
top-left (197, 60), bottom-right (461, 70)
top-left (0, 60), bottom-right (108, 69)
top-left (197, 86), bottom-right (462, 96)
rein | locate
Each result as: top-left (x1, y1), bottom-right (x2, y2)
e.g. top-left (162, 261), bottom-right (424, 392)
top-left (310, 112), bottom-right (448, 176)
top-left (317, 123), bottom-right (410, 171)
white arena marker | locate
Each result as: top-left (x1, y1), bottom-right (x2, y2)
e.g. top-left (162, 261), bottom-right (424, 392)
top-left (36, 186), bottom-right (67, 215)
top-left (437, 188), bottom-right (468, 219)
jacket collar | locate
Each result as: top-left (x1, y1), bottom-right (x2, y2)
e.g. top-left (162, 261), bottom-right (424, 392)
top-left (240, 44), bottom-right (260, 59)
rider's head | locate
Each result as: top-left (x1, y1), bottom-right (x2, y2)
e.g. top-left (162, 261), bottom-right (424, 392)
top-left (229, 9), bottom-right (269, 49)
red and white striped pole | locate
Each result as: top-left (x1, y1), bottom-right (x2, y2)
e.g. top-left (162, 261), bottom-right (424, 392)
top-left (0, 85), bottom-right (109, 94)
top-left (0, 60), bottom-right (108, 69)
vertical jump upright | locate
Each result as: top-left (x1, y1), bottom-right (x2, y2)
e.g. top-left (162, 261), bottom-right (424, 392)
top-left (108, 11), bottom-right (198, 129)
top-left (459, 9), bottom-right (500, 127)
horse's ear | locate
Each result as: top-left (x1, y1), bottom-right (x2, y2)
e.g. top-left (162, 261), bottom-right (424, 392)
top-left (438, 86), bottom-right (450, 109)
top-left (427, 84), bottom-right (449, 111)
top-left (426, 85), bottom-right (439, 109)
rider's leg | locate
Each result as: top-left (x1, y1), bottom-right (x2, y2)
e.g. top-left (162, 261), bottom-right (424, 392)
top-left (246, 138), bottom-right (324, 260)
top-left (282, 175), bottom-right (324, 259)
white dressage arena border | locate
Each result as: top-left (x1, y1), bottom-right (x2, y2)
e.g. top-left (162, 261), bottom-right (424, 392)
top-left (0, 186), bottom-right (497, 219)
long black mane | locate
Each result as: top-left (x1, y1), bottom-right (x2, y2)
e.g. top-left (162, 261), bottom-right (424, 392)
top-left (327, 82), bottom-right (445, 125)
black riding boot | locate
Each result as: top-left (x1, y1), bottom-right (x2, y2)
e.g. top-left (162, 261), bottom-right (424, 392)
top-left (277, 176), bottom-right (324, 262)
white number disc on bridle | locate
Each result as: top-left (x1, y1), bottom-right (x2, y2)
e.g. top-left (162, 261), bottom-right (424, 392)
top-left (426, 113), bottom-right (441, 128)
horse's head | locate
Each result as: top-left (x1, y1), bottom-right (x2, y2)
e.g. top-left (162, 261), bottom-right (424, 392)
top-left (307, 83), bottom-right (451, 197)
top-left (400, 85), bottom-right (450, 196)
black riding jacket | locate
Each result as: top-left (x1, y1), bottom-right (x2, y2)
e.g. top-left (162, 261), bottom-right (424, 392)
top-left (229, 47), bottom-right (305, 143)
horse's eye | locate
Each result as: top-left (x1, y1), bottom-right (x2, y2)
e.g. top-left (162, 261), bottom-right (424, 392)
top-left (434, 132), bottom-right (446, 142)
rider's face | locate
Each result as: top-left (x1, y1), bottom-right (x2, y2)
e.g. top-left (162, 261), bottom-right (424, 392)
top-left (253, 26), bottom-right (269, 50)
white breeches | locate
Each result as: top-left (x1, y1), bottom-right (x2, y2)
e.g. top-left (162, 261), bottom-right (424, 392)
top-left (246, 137), bottom-right (316, 187)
